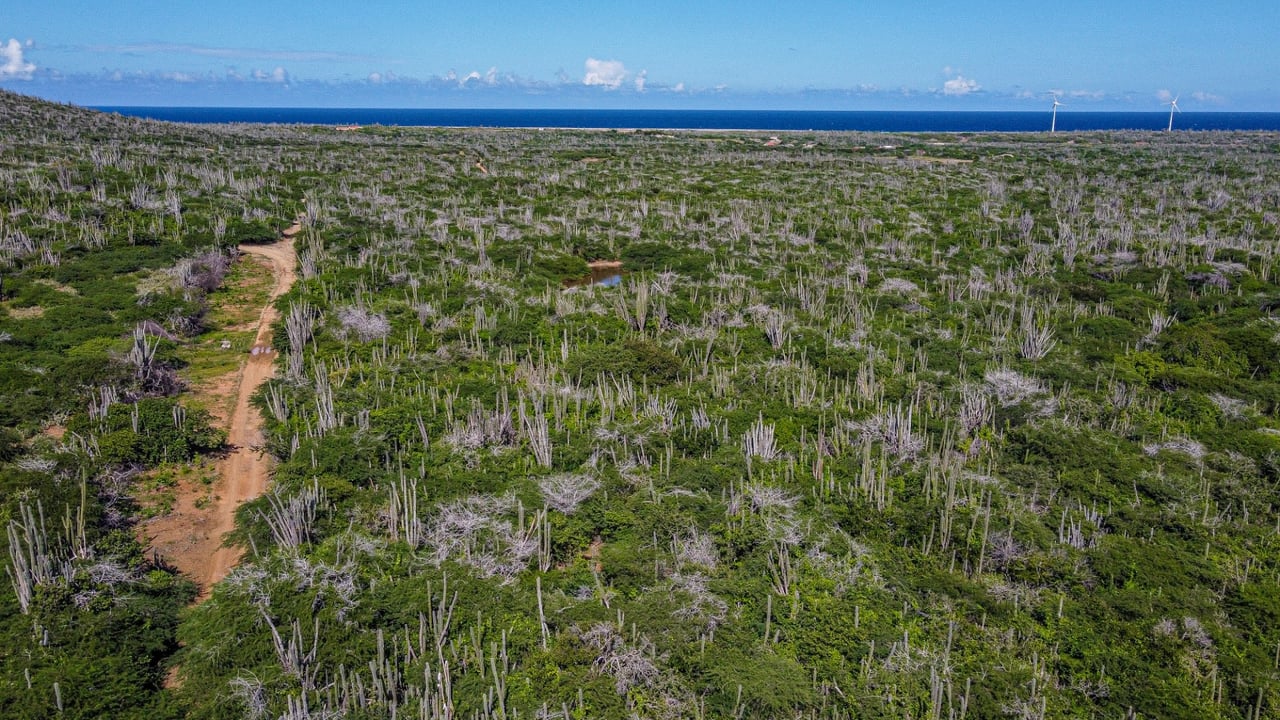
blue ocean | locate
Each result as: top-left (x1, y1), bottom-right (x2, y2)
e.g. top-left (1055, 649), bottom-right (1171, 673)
top-left (93, 107), bottom-right (1280, 133)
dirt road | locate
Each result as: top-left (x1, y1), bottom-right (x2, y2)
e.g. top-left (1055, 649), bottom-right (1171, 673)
top-left (202, 229), bottom-right (298, 592)
top-left (142, 221), bottom-right (299, 600)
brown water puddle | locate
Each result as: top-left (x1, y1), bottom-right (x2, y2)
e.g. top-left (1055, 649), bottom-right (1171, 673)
top-left (564, 261), bottom-right (624, 288)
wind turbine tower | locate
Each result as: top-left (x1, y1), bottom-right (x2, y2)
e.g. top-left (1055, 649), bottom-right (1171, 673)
top-left (1166, 95), bottom-right (1181, 131)
top-left (1050, 96), bottom-right (1064, 133)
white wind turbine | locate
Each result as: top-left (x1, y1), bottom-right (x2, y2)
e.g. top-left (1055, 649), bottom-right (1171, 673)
top-left (1166, 95), bottom-right (1181, 131)
top-left (1050, 95), bottom-right (1064, 133)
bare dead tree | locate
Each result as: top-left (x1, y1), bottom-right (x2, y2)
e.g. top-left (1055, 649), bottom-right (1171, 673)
top-left (537, 473), bottom-right (600, 514)
top-left (335, 304), bottom-right (391, 342)
top-left (580, 623), bottom-right (662, 694)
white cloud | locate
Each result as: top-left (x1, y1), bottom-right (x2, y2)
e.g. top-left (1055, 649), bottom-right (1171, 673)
top-left (634, 69), bottom-right (647, 93)
top-left (942, 75), bottom-right (979, 96)
top-left (672, 82), bottom-right (685, 93)
top-left (1, 38), bottom-right (36, 80)
top-left (583, 58), bottom-right (626, 89)
top-left (1191, 90), bottom-right (1223, 104)
top-left (1156, 89), bottom-right (1175, 102)
top-left (251, 66), bottom-right (288, 83)
top-left (368, 72), bottom-right (382, 84)
top-left (454, 68), bottom-right (510, 87)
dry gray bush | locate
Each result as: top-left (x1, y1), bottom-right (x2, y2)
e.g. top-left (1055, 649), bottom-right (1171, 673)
top-left (537, 473), bottom-right (600, 514)
top-left (334, 305), bottom-right (391, 342)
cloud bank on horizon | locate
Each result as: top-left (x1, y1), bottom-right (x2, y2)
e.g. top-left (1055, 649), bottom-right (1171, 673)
top-left (1, 1), bottom-right (1276, 110)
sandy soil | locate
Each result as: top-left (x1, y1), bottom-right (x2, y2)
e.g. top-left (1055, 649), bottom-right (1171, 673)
top-left (5, 305), bottom-right (45, 319)
top-left (140, 221), bottom-right (298, 600)
top-left (203, 235), bottom-right (297, 590)
top-left (584, 536), bottom-right (604, 573)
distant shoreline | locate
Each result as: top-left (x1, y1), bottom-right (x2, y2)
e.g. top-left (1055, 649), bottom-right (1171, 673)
top-left (92, 106), bottom-right (1280, 133)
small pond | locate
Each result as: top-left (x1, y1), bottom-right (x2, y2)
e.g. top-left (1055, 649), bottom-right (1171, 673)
top-left (564, 265), bottom-right (624, 288)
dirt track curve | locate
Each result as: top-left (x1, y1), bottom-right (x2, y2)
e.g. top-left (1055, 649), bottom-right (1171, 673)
top-left (142, 221), bottom-right (298, 600)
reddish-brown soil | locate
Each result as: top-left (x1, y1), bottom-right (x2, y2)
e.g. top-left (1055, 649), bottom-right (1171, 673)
top-left (139, 221), bottom-right (298, 601)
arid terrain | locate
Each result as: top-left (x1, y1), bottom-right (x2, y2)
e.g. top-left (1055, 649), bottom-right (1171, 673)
top-left (140, 224), bottom-right (298, 597)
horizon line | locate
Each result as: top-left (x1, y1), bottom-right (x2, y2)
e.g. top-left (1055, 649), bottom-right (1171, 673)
top-left (87, 104), bottom-right (1280, 114)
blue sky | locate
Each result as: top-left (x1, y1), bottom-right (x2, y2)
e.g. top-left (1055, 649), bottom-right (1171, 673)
top-left (2, 1), bottom-right (1277, 110)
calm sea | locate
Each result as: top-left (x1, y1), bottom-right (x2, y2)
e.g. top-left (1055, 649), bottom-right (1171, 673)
top-left (93, 107), bottom-right (1280, 133)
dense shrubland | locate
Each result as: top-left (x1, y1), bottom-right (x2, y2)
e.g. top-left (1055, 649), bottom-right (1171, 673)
top-left (0, 91), bottom-right (274, 718)
top-left (4, 89), bottom-right (1280, 718)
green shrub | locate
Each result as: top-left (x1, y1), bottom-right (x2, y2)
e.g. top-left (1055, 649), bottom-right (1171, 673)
top-left (66, 398), bottom-right (223, 466)
top-left (620, 240), bottom-right (712, 276)
top-left (1159, 323), bottom-right (1247, 376)
top-left (566, 339), bottom-right (683, 385)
